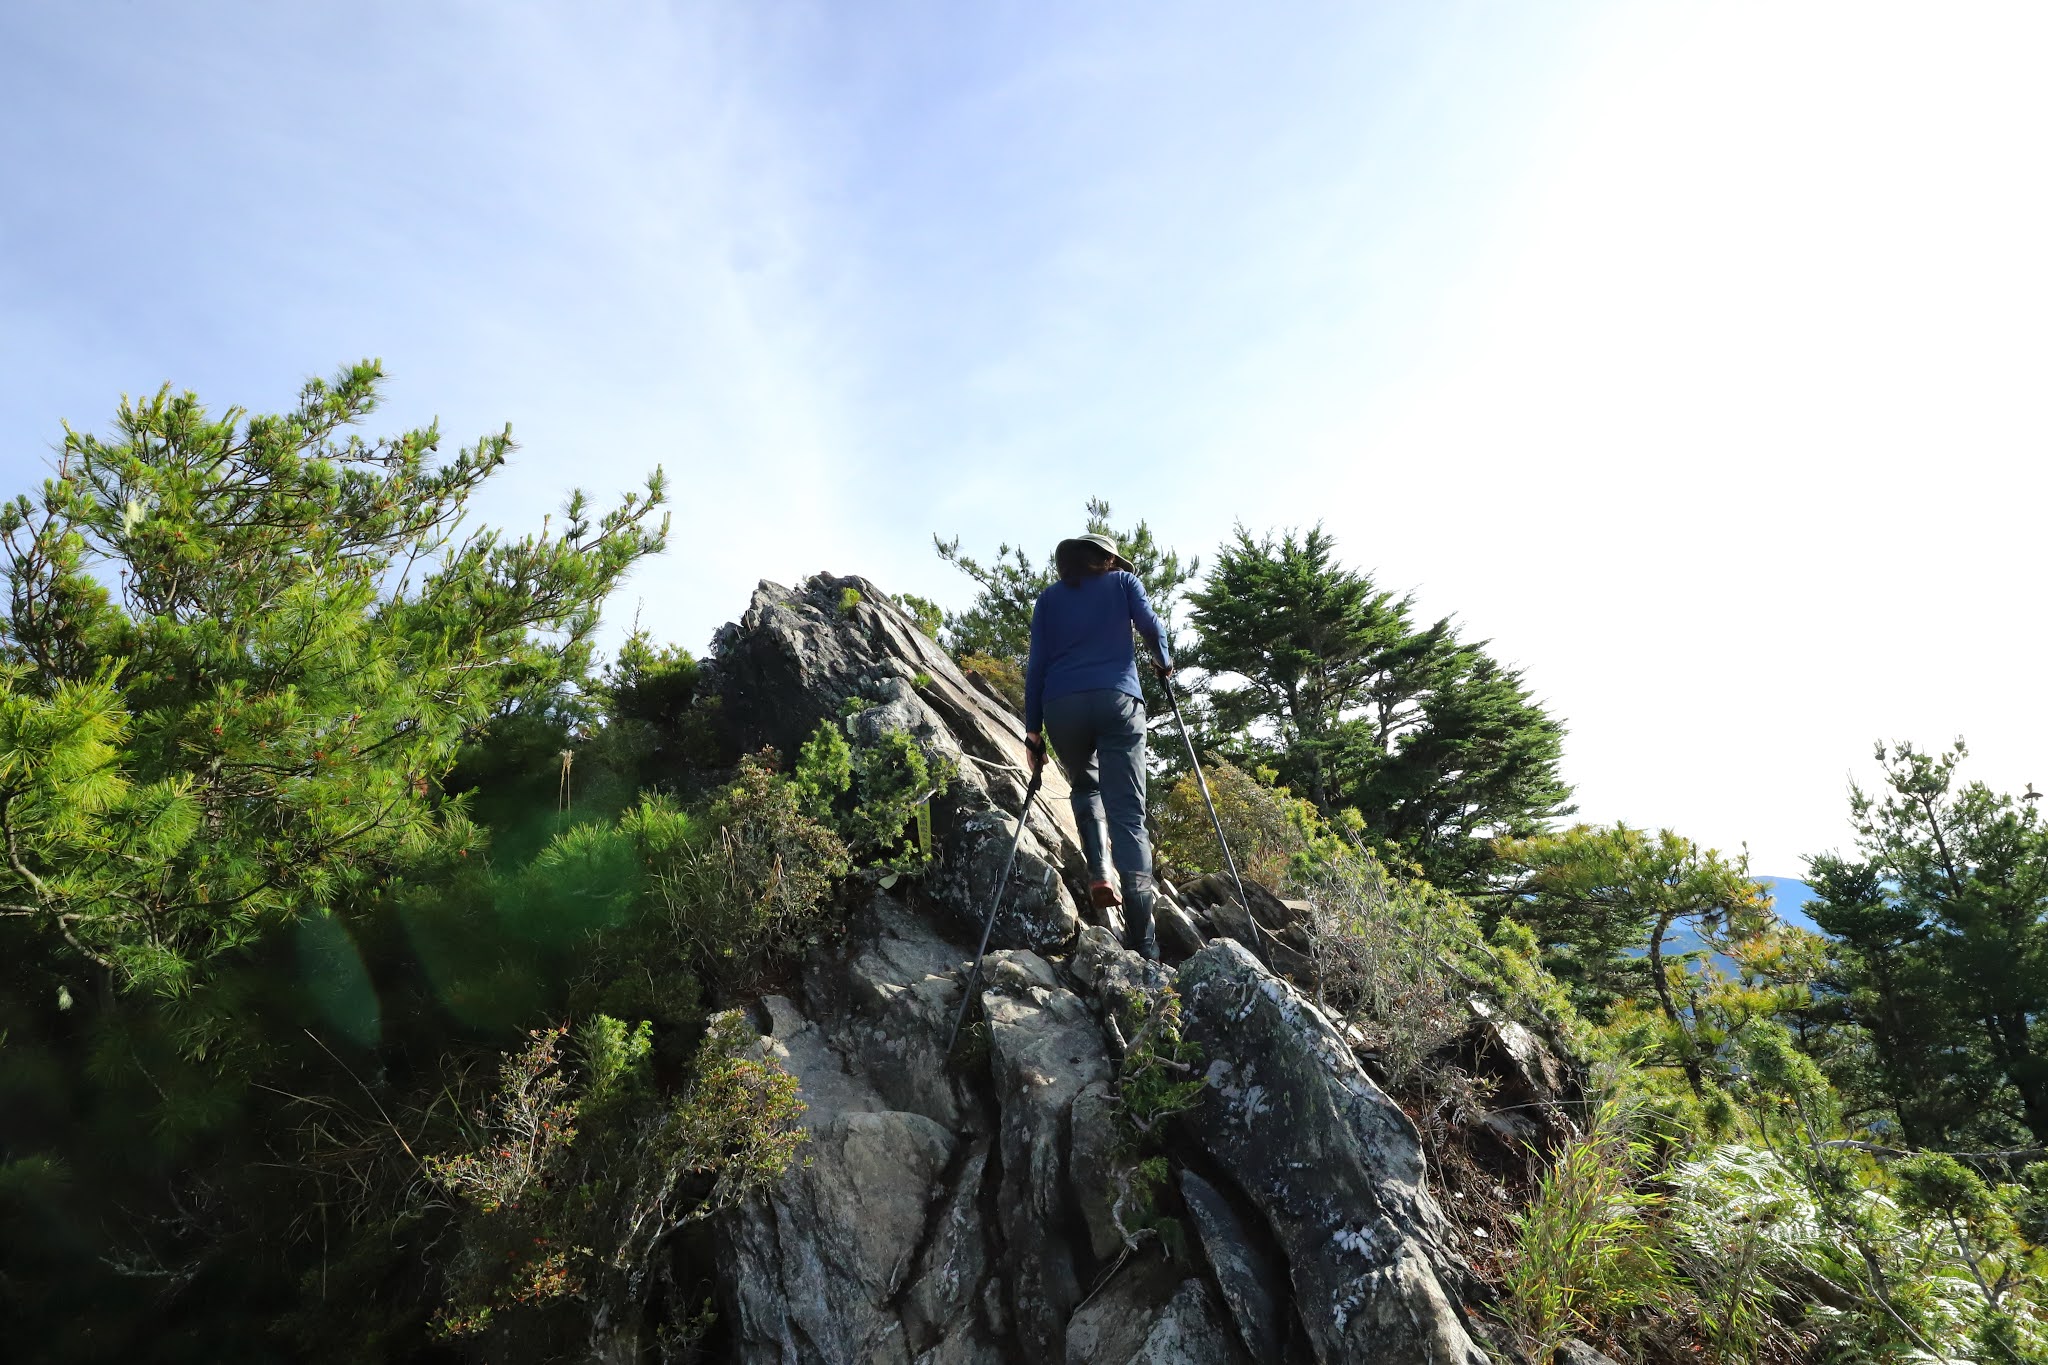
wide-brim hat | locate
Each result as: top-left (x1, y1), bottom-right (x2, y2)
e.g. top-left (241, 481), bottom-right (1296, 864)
top-left (1056, 532), bottom-right (1132, 571)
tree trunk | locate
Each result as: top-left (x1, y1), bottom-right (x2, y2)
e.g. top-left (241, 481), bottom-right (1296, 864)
top-left (1648, 911), bottom-right (1705, 1097)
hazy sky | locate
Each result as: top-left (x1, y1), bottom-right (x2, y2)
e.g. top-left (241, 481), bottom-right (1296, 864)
top-left (4, 2), bottom-right (2044, 874)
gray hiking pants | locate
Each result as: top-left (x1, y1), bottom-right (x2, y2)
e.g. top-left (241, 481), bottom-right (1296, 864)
top-left (1043, 688), bottom-right (1152, 881)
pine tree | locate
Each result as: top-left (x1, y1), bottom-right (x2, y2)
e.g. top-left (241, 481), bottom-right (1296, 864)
top-left (1806, 741), bottom-right (2048, 1147)
top-left (0, 361), bottom-right (666, 1013)
top-left (1186, 524), bottom-right (1570, 888)
top-left (933, 496), bottom-right (1197, 667)
top-left (1494, 823), bottom-right (1771, 1094)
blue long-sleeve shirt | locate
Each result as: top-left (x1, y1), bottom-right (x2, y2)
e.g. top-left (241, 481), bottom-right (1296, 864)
top-left (1023, 570), bottom-right (1168, 732)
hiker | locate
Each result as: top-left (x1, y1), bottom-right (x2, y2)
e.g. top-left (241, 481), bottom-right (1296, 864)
top-left (1023, 532), bottom-right (1171, 960)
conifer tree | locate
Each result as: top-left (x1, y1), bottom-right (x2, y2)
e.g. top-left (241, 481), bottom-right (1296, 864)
top-left (932, 497), bottom-right (1196, 667)
top-left (1187, 524), bottom-right (1570, 888)
top-left (1807, 741), bottom-right (2048, 1147)
top-left (0, 362), bottom-right (666, 1015)
top-left (1495, 823), bottom-right (1771, 1093)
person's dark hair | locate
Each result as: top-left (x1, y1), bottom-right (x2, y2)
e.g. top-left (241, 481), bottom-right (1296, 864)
top-left (1056, 540), bottom-right (1116, 586)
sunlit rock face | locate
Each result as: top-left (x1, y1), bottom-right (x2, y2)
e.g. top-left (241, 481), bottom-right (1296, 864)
top-left (688, 574), bottom-right (1536, 1365)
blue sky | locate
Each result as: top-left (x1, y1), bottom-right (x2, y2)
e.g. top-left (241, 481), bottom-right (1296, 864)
top-left (5, 2), bottom-right (2045, 871)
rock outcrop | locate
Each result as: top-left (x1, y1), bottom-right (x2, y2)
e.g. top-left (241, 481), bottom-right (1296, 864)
top-left (693, 575), bottom-right (1550, 1364)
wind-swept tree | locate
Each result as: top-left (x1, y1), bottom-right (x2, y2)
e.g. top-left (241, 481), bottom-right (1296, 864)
top-left (1187, 524), bottom-right (1570, 889)
top-left (1495, 823), bottom-right (1771, 1094)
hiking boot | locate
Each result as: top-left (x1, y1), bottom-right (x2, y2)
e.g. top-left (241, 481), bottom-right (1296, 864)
top-left (1089, 879), bottom-right (1121, 910)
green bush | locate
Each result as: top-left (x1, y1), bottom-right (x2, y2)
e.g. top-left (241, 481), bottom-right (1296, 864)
top-left (957, 652), bottom-right (1024, 712)
top-left (792, 719), bottom-right (952, 875)
top-left (424, 1010), bottom-right (807, 1347)
top-left (1106, 986), bottom-right (1205, 1256)
top-left (1154, 759), bottom-right (1341, 888)
top-left (656, 754), bottom-right (851, 980)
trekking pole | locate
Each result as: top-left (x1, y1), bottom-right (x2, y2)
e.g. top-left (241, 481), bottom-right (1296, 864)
top-left (945, 763), bottom-right (1045, 1058)
top-left (1161, 673), bottom-right (1276, 966)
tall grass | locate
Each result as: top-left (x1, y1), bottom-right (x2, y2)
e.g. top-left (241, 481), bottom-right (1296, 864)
top-left (1503, 1096), bottom-right (1676, 1360)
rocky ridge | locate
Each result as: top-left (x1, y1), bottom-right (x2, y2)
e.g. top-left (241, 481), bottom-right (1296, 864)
top-left (696, 574), bottom-right (1571, 1365)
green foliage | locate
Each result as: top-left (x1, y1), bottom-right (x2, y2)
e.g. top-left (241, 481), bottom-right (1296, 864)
top-left (577, 1014), bottom-right (654, 1107)
top-left (1107, 986), bottom-right (1205, 1254)
top-left (424, 1026), bottom-right (581, 1220)
top-left (0, 363), bottom-right (666, 1008)
top-left (1503, 1096), bottom-right (1677, 1360)
top-left (1153, 758), bottom-right (1345, 888)
top-left (893, 593), bottom-right (944, 640)
top-left (791, 718), bottom-right (953, 874)
top-left (427, 1011), bottom-right (807, 1345)
top-left (1806, 740), bottom-right (2048, 1149)
top-left (1495, 824), bottom-right (1772, 1100)
top-left (1186, 523), bottom-right (1570, 890)
top-left (653, 756), bottom-right (851, 982)
top-left (958, 652), bottom-right (1025, 712)
top-left (1291, 848), bottom-right (1479, 1091)
top-left (838, 586), bottom-right (863, 614)
top-left (593, 630), bottom-right (713, 797)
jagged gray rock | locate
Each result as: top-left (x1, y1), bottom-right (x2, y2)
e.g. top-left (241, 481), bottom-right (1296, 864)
top-left (1177, 939), bottom-right (1488, 1364)
top-left (899, 1139), bottom-right (1003, 1364)
top-left (1064, 1256), bottom-right (1250, 1365)
top-left (1153, 883), bottom-right (1210, 962)
top-left (708, 574), bottom-right (1090, 952)
top-left (700, 575), bottom-right (1534, 1365)
top-left (802, 893), bottom-right (979, 1130)
top-left (720, 996), bottom-right (964, 1364)
top-left (1178, 1168), bottom-right (1286, 1365)
top-left (1466, 997), bottom-right (1580, 1160)
top-left (979, 948), bottom-right (1116, 1360)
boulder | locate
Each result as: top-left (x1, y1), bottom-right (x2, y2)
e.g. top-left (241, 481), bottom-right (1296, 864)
top-left (1064, 1257), bottom-right (1249, 1365)
top-left (899, 1140), bottom-right (1002, 1362)
top-left (802, 893), bottom-right (981, 1130)
top-left (708, 574), bottom-right (1085, 952)
top-left (1176, 941), bottom-right (1487, 1364)
top-left (1464, 998), bottom-right (1580, 1159)
top-left (719, 997), bottom-right (958, 1364)
top-left (1153, 884), bottom-right (1210, 962)
top-left (1121, 1280), bottom-right (1249, 1365)
top-left (1176, 874), bottom-right (1317, 980)
top-left (979, 949), bottom-right (1116, 1360)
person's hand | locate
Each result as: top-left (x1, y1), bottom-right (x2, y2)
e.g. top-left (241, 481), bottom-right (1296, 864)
top-left (1153, 657), bottom-right (1174, 682)
top-left (1024, 732), bottom-right (1045, 776)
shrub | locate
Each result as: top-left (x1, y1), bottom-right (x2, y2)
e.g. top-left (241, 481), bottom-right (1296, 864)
top-left (1106, 986), bottom-right (1205, 1255)
top-left (792, 719), bottom-right (952, 875)
top-left (1290, 851), bottom-right (1468, 1090)
top-left (657, 753), bottom-right (850, 979)
top-left (892, 593), bottom-right (944, 640)
top-left (957, 653), bottom-right (1024, 712)
top-left (424, 1010), bottom-right (807, 1344)
top-left (424, 1027), bottom-right (580, 1220)
top-left (1664, 1144), bottom-right (1834, 1363)
top-left (1154, 760), bottom-right (1339, 888)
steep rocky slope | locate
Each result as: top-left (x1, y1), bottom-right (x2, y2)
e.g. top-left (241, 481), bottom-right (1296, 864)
top-left (693, 574), bottom-right (1563, 1365)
